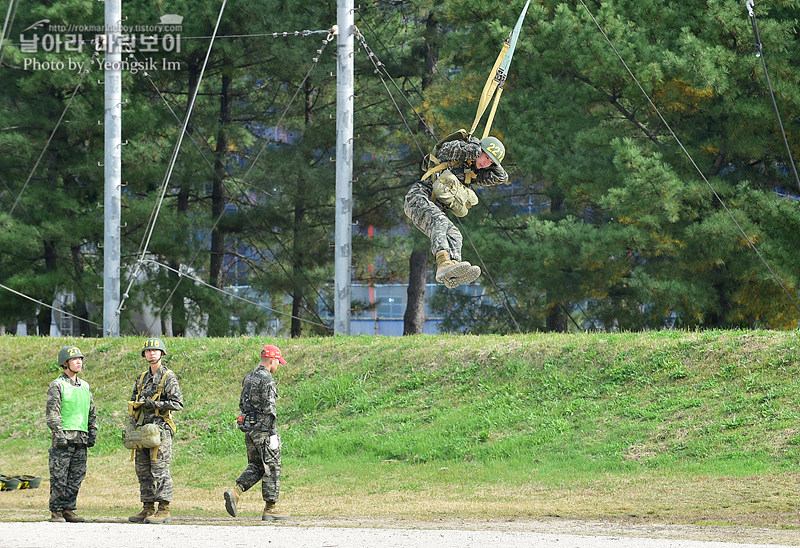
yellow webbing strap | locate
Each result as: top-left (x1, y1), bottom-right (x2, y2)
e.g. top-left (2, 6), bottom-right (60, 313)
top-left (464, 169), bottom-right (476, 186)
top-left (469, 42), bottom-right (509, 138)
top-left (133, 372), bottom-right (147, 406)
top-left (129, 447), bottom-right (159, 462)
top-left (152, 371), bottom-right (177, 434)
top-left (482, 86), bottom-right (504, 139)
top-left (421, 154), bottom-right (450, 182)
top-left (132, 369), bottom-right (177, 433)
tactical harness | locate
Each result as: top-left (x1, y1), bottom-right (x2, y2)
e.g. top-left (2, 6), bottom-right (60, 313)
top-left (421, 130), bottom-right (479, 217)
top-left (124, 369), bottom-right (176, 461)
top-left (237, 368), bottom-right (275, 433)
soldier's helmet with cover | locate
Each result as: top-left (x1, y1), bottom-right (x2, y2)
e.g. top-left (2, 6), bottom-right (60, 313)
top-left (141, 337), bottom-right (167, 357)
top-left (480, 136), bottom-right (505, 167)
top-left (58, 346), bottom-right (84, 367)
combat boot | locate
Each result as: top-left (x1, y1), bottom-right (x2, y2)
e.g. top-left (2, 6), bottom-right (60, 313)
top-left (62, 509), bottom-right (85, 523)
top-left (50, 511), bottom-right (66, 522)
top-left (261, 501), bottom-right (290, 521)
top-left (435, 250), bottom-right (480, 288)
top-left (128, 502), bottom-right (155, 523)
top-left (224, 484), bottom-right (244, 517)
top-left (144, 501), bottom-right (171, 523)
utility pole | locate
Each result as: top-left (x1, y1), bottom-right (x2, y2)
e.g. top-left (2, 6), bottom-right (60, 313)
top-left (334, 0), bottom-right (354, 335)
top-left (103, 0), bottom-right (122, 336)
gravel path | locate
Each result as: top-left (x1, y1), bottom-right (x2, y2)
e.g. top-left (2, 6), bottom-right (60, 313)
top-left (1, 521), bottom-right (798, 548)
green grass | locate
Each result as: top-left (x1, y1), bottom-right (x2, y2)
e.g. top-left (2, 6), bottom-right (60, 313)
top-left (2, 330), bottom-right (800, 527)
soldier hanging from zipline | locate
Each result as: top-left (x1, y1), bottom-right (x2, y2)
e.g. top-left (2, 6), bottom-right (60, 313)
top-left (404, 1), bottom-right (528, 289)
top-left (404, 132), bottom-right (507, 288)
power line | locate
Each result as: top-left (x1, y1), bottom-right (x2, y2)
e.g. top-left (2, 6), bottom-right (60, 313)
top-left (181, 30), bottom-right (330, 40)
top-left (0, 282), bottom-right (103, 329)
top-left (141, 259), bottom-right (332, 331)
top-left (1, 29), bottom-right (332, 49)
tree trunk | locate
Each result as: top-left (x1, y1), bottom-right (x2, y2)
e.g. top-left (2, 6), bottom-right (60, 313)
top-left (290, 175), bottom-right (307, 337)
top-left (404, 11), bottom-right (439, 335)
top-left (403, 249), bottom-right (428, 335)
top-left (207, 70), bottom-right (232, 336)
top-left (169, 62), bottom-right (199, 337)
top-left (289, 78), bottom-right (316, 338)
top-left (210, 70), bottom-right (232, 291)
top-left (38, 240), bottom-right (58, 335)
top-left (70, 244), bottom-right (91, 336)
top-left (545, 305), bottom-right (568, 333)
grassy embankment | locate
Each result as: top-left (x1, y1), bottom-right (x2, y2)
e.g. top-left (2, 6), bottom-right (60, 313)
top-left (1, 331), bottom-right (799, 528)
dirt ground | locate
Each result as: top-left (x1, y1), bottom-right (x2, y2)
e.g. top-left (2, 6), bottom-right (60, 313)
top-left (1, 516), bottom-right (799, 548)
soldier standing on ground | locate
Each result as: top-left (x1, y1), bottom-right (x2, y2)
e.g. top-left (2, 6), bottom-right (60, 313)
top-left (224, 344), bottom-right (290, 521)
top-left (404, 135), bottom-right (508, 288)
top-left (46, 345), bottom-right (97, 523)
top-left (127, 337), bottom-right (183, 524)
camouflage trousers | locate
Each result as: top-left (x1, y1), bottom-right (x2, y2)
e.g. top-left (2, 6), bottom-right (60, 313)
top-left (49, 443), bottom-right (87, 511)
top-left (404, 180), bottom-right (463, 262)
top-left (236, 430), bottom-right (281, 503)
top-left (134, 425), bottom-right (173, 503)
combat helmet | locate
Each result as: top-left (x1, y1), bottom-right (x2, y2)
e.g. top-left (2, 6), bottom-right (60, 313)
top-left (141, 337), bottom-right (167, 357)
top-left (480, 136), bottom-right (505, 167)
top-left (58, 346), bottom-right (84, 367)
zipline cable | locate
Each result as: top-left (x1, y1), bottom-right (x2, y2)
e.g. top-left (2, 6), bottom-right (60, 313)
top-left (745, 0), bottom-right (800, 194)
top-left (111, 0), bottom-right (228, 336)
top-left (576, 0), bottom-right (800, 315)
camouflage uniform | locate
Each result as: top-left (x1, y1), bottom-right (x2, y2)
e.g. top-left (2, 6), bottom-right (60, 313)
top-left (235, 366), bottom-right (281, 502)
top-left (404, 138), bottom-right (508, 261)
top-left (46, 372), bottom-right (97, 512)
top-left (130, 366), bottom-right (183, 503)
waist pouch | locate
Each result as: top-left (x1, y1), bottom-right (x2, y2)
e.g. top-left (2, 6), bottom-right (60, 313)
top-left (122, 423), bottom-right (162, 450)
top-left (432, 170), bottom-right (478, 217)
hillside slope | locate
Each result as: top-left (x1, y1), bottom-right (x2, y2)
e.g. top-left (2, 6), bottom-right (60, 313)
top-left (1, 331), bottom-right (799, 526)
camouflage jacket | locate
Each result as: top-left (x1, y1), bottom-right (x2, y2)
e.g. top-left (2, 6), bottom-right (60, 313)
top-left (436, 139), bottom-right (509, 188)
top-left (239, 365), bottom-right (277, 435)
top-left (46, 372), bottom-right (98, 445)
top-left (130, 365), bottom-right (183, 432)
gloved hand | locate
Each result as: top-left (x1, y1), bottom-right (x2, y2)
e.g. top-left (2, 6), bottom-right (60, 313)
top-left (141, 398), bottom-right (158, 410)
top-left (268, 434), bottom-right (279, 451)
top-left (87, 436), bottom-right (96, 448)
top-left (55, 436), bottom-right (69, 449)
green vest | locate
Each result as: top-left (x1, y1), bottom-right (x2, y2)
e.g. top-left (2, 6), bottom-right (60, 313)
top-left (57, 377), bottom-right (91, 432)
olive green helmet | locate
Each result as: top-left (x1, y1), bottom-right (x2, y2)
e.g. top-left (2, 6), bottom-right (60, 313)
top-left (58, 346), bottom-right (84, 367)
top-left (480, 136), bottom-right (506, 167)
top-left (141, 337), bottom-right (167, 357)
